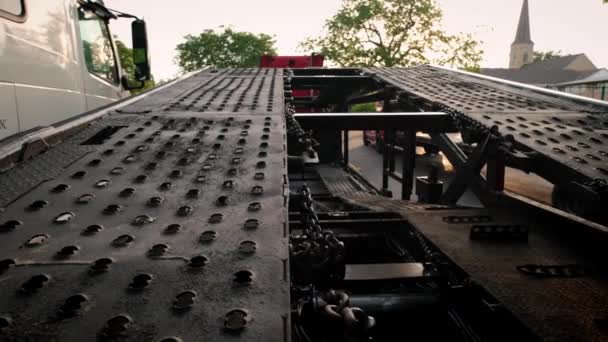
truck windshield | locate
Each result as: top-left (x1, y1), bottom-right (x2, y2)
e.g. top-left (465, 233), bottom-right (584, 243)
top-left (78, 7), bottom-right (118, 84)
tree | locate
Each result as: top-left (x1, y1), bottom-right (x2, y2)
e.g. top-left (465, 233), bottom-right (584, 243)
top-left (300, 0), bottom-right (483, 69)
top-left (533, 50), bottom-right (563, 63)
top-left (115, 39), bottom-right (155, 94)
top-left (175, 27), bottom-right (277, 71)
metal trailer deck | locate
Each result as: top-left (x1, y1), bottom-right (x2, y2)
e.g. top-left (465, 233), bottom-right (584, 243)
top-left (0, 68), bottom-right (289, 341)
top-left (0, 66), bottom-right (607, 342)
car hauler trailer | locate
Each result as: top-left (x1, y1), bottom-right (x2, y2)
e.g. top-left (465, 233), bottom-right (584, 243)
top-left (0, 65), bottom-right (607, 342)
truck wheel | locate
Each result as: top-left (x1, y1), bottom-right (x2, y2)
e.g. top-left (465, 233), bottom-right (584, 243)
top-left (363, 138), bottom-right (371, 146)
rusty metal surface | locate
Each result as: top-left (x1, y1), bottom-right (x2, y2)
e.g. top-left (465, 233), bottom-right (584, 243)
top-left (0, 108), bottom-right (289, 340)
top-left (364, 66), bottom-right (608, 184)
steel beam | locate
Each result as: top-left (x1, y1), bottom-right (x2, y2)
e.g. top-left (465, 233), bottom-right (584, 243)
top-left (430, 133), bottom-right (495, 206)
top-left (401, 130), bottom-right (416, 200)
top-left (441, 133), bottom-right (492, 205)
top-left (294, 112), bottom-right (457, 132)
top-left (289, 75), bottom-right (375, 89)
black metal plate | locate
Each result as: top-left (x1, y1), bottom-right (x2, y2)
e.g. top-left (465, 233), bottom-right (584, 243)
top-left (364, 66), bottom-right (608, 183)
top-left (120, 68), bottom-right (285, 115)
top-left (0, 112), bottom-right (289, 341)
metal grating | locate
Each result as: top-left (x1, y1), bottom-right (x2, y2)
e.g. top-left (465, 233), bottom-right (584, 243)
top-left (0, 112), bottom-right (289, 341)
top-left (365, 66), bottom-right (608, 183)
top-left (120, 68), bottom-right (285, 115)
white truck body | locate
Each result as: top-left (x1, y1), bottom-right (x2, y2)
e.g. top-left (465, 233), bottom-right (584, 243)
top-left (0, 0), bottom-right (129, 141)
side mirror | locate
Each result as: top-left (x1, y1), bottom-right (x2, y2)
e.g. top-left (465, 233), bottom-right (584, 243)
top-left (131, 19), bottom-right (151, 81)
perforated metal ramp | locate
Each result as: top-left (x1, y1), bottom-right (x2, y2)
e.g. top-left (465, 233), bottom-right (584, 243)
top-left (120, 68), bottom-right (284, 115)
top-left (0, 69), bottom-right (289, 341)
top-left (365, 66), bottom-right (608, 184)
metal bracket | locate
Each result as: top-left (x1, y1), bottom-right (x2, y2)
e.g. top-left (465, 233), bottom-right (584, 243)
top-left (441, 132), bottom-right (493, 205)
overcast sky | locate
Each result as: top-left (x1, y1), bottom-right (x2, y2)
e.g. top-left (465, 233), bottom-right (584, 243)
top-left (105, 0), bottom-right (608, 81)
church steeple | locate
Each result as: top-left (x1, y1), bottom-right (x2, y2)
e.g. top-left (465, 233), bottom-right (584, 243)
top-left (509, 0), bottom-right (535, 68)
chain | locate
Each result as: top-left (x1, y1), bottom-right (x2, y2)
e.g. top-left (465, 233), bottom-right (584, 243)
top-left (290, 185), bottom-right (345, 283)
top-left (283, 70), bottom-right (318, 158)
top-left (321, 290), bottom-right (375, 342)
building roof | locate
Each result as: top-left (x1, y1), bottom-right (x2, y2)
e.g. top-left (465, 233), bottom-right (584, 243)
top-left (552, 69), bottom-right (608, 87)
top-left (513, 0), bottom-right (533, 44)
top-left (481, 54), bottom-right (598, 85)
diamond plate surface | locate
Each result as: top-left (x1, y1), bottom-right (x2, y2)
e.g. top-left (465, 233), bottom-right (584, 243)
top-left (120, 68), bottom-right (284, 115)
top-left (365, 66), bottom-right (608, 183)
top-left (0, 112), bottom-right (289, 341)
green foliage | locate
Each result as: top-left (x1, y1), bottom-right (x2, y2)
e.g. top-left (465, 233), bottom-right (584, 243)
top-left (175, 27), bottom-right (277, 71)
top-left (350, 102), bottom-right (378, 112)
top-left (300, 0), bottom-right (483, 69)
top-left (533, 50), bottom-right (563, 63)
top-left (115, 39), bottom-right (155, 94)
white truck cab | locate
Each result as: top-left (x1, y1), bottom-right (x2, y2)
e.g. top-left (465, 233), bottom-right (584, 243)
top-left (0, 0), bottom-right (151, 140)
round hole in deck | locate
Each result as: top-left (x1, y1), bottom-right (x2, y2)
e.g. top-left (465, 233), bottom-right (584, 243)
top-left (102, 314), bottom-right (132, 337)
top-left (95, 179), bottom-right (111, 188)
top-left (28, 200), bottom-right (48, 211)
top-left (132, 215), bottom-right (155, 226)
top-left (57, 245), bottom-right (79, 257)
top-left (238, 241), bottom-right (257, 254)
top-left (209, 213), bottom-right (224, 223)
top-left (111, 167), bottom-right (126, 175)
top-left (147, 197), bottom-right (164, 207)
top-left (83, 224), bottom-right (103, 235)
top-left (148, 244), bottom-right (169, 257)
top-left (159, 182), bottom-right (173, 191)
top-left (572, 157), bottom-right (587, 164)
top-left (188, 255), bottom-right (208, 268)
top-left (199, 231), bottom-right (217, 243)
top-left (113, 235), bottom-right (135, 247)
top-left (244, 219), bottom-right (260, 229)
top-left (20, 274), bottom-right (50, 293)
top-left (234, 270), bottom-right (254, 285)
top-left (59, 294), bottom-right (88, 315)
top-left (186, 189), bottom-right (200, 198)
top-left (120, 187), bottom-right (136, 197)
top-left (224, 309), bottom-right (248, 331)
top-left (91, 258), bottom-right (114, 272)
top-left (135, 175), bottom-right (149, 183)
top-left (88, 159), bottom-right (102, 167)
top-left (177, 206), bottom-right (193, 216)
top-left (24, 234), bottom-right (49, 247)
top-left (0, 220), bottom-right (22, 232)
top-left (164, 224), bottom-right (182, 234)
top-left (130, 274), bottom-right (153, 290)
top-left (52, 184), bottom-right (70, 193)
top-left (72, 171), bottom-right (87, 179)
top-left (54, 212), bottom-right (75, 223)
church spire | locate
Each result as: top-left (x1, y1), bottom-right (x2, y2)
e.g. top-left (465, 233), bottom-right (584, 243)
top-left (510, 0), bottom-right (534, 68)
top-left (513, 0), bottom-right (533, 44)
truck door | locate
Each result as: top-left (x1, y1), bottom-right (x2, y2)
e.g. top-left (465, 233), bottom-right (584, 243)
top-left (0, 82), bottom-right (18, 140)
top-left (1, 0), bottom-right (87, 138)
top-left (76, 5), bottom-right (125, 110)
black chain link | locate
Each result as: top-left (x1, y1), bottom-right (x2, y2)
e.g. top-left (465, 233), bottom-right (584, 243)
top-left (290, 185), bottom-right (345, 283)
